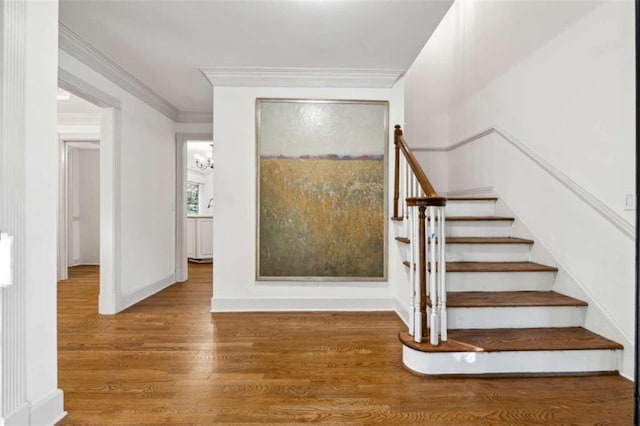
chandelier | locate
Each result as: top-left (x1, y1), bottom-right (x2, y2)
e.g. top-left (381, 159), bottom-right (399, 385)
top-left (194, 144), bottom-right (214, 170)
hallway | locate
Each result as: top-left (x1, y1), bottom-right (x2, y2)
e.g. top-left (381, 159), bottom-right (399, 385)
top-left (57, 264), bottom-right (633, 424)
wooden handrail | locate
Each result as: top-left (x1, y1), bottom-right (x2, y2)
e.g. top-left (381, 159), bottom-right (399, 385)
top-left (392, 124), bottom-right (448, 345)
top-left (394, 124), bottom-right (439, 199)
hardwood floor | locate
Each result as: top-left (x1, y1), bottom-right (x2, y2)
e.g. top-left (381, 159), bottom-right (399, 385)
top-left (58, 264), bottom-right (633, 424)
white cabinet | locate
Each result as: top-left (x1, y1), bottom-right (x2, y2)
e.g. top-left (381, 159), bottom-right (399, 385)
top-left (196, 218), bottom-right (213, 258)
top-left (187, 216), bottom-right (213, 260)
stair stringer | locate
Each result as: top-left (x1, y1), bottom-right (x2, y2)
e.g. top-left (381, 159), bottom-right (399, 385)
top-left (491, 194), bottom-right (630, 379)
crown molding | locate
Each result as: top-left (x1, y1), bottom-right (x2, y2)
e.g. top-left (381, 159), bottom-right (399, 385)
top-left (176, 111), bottom-right (212, 124)
top-left (59, 23), bottom-right (179, 121)
top-left (200, 67), bottom-right (405, 88)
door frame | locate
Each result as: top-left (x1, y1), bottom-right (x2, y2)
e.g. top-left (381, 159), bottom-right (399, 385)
top-left (58, 139), bottom-right (100, 281)
top-left (58, 69), bottom-right (122, 314)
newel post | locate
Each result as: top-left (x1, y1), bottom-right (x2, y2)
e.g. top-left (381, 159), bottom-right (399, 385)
top-left (418, 204), bottom-right (428, 338)
top-left (393, 125), bottom-right (402, 219)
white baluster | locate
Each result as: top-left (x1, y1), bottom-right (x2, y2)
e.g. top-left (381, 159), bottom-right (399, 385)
top-left (428, 206), bottom-right (439, 345)
top-left (438, 206), bottom-right (447, 342)
top-left (412, 206), bottom-right (422, 343)
top-left (408, 204), bottom-right (414, 337)
top-left (400, 157), bottom-right (406, 219)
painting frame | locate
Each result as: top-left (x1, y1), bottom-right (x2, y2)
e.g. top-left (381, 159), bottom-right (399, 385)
top-left (255, 98), bottom-right (389, 281)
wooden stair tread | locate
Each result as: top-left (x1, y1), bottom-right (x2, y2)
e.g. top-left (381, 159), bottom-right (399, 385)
top-left (399, 327), bottom-right (623, 353)
top-left (441, 261), bottom-right (558, 272)
top-left (444, 216), bottom-right (514, 221)
top-left (447, 237), bottom-right (533, 244)
top-left (396, 236), bottom-right (533, 245)
top-left (446, 197), bottom-right (498, 201)
top-left (403, 261), bottom-right (557, 272)
top-left (427, 291), bottom-right (587, 308)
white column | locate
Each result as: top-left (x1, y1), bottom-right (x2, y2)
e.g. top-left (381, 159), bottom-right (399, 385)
top-left (0, 0), bottom-right (29, 423)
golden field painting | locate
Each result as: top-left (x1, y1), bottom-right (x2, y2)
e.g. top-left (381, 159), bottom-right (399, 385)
top-left (259, 157), bottom-right (385, 278)
top-left (256, 99), bottom-right (388, 280)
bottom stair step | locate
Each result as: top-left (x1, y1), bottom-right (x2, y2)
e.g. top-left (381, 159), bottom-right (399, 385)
top-left (399, 328), bottom-right (622, 376)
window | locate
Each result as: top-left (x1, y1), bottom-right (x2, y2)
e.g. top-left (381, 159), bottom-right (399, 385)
top-left (186, 182), bottom-right (200, 215)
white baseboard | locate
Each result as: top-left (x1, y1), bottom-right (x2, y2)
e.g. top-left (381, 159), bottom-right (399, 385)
top-left (2, 403), bottom-right (29, 426)
top-left (118, 273), bottom-right (176, 312)
top-left (210, 297), bottom-right (394, 312)
top-left (29, 389), bottom-right (66, 426)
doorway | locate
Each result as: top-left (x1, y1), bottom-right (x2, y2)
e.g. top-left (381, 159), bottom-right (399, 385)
top-left (64, 142), bottom-right (101, 268)
top-left (57, 88), bottom-right (102, 282)
top-left (174, 133), bottom-right (213, 282)
top-left (186, 141), bottom-right (214, 263)
top-left (57, 74), bottom-right (121, 314)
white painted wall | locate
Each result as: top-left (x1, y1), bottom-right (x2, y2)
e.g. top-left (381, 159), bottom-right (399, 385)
top-left (200, 171), bottom-right (214, 215)
top-left (404, 1), bottom-right (635, 378)
top-left (212, 83), bottom-right (405, 312)
top-left (24, 1), bottom-right (65, 422)
top-left (59, 50), bottom-right (177, 310)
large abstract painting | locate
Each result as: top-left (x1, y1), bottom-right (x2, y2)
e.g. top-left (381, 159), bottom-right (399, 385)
top-left (256, 99), bottom-right (388, 280)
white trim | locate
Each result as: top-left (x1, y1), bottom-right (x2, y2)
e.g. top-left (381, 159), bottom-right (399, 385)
top-left (201, 67), bottom-right (405, 88)
top-left (402, 346), bottom-right (621, 375)
top-left (98, 107), bottom-right (120, 315)
top-left (176, 111), bottom-right (212, 124)
top-left (416, 126), bottom-right (635, 239)
top-left (57, 139), bottom-right (68, 282)
top-left (28, 388), bottom-right (66, 426)
top-left (118, 274), bottom-right (176, 312)
top-left (58, 69), bottom-right (120, 110)
top-left (59, 23), bottom-right (179, 120)
top-left (211, 297), bottom-right (395, 312)
top-left (57, 132), bottom-right (100, 142)
top-left (2, 404), bottom-right (29, 426)
top-left (57, 112), bottom-right (100, 126)
top-left (1, 0), bottom-right (28, 417)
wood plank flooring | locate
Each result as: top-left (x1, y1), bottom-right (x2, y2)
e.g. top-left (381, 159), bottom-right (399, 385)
top-left (58, 264), bottom-right (633, 424)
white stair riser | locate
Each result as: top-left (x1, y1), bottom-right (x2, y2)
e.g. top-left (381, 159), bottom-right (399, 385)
top-left (446, 221), bottom-right (513, 237)
top-left (445, 201), bottom-right (496, 217)
top-left (403, 346), bottom-right (620, 375)
top-left (446, 243), bottom-right (531, 262)
top-left (446, 271), bottom-right (555, 292)
top-left (430, 306), bottom-right (586, 329)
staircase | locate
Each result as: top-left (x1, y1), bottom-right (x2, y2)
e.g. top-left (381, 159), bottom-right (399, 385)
top-left (396, 195), bottom-right (623, 376)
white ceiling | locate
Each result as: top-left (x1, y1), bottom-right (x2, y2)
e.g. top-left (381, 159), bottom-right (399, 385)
top-left (59, 0), bottom-right (453, 118)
